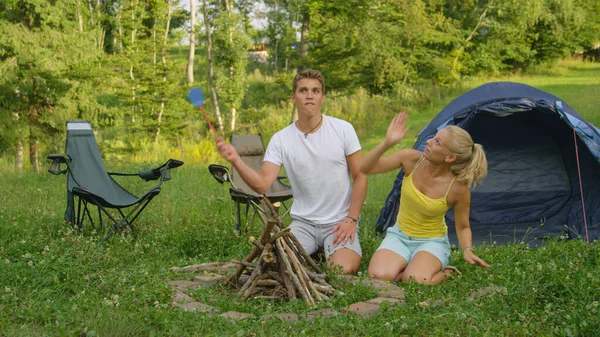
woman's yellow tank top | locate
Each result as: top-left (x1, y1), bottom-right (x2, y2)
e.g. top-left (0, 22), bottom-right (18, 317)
top-left (397, 157), bottom-right (455, 238)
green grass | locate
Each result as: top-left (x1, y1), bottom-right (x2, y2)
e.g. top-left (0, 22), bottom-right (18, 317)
top-left (1, 60), bottom-right (600, 336)
top-left (1, 167), bottom-right (599, 336)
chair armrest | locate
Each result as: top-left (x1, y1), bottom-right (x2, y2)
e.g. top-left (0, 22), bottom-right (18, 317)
top-left (208, 164), bottom-right (232, 185)
top-left (138, 159), bottom-right (184, 182)
top-left (276, 176), bottom-right (291, 188)
top-left (47, 154), bottom-right (70, 175)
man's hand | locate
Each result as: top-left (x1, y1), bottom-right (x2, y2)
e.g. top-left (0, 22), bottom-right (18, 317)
top-left (216, 138), bottom-right (240, 163)
top-left (331, 218), bottom-right (357, 246)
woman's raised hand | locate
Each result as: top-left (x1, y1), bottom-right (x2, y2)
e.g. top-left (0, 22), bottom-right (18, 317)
top-left (385, 111), bottom-right (409, 146)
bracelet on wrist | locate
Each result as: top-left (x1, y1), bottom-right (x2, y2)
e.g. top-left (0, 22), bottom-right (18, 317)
top-left (346, 216), bottom-right (358, 224)
top-left (463, 247), bottom-right (474, 252)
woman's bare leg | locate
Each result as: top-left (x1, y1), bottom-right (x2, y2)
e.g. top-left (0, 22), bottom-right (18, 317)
top-left (368, 249), bottom-right (408, 281)
top-left (402, 251), bottom-right (450, 285)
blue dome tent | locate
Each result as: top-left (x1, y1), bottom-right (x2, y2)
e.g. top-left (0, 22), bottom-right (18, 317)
top-left (377, 82), bottom-right (600, 245)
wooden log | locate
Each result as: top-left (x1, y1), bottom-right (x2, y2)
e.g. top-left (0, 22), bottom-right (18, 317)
top-left (241, 273), bottom-right (268, 299)
top-left (279, 237), bottom-right (315, 305)
top-left (225, 217), bottom-right (277, 286)
top-left (256, 279), bottom-right (282, 287)
top-left (252, 295), bottom-right (283, 300)
top-left (249, 236), bottom-right (264, 250)
top-left (276, 238), bottom-right (312, 304)
top-left (285, 232), bottom-right (324, 274)
top-left (267, 227), bottom-right (291, 244)
top-left (237, 274), bottom-right (250, 287)
top-left (314, 283), bottom-right (339, 295)
top-left (306, 270), bottom-right (329, 285)
top-left (265, 271), bottom-right (284, 284)
top-left (231, 259), bottom-right (257, 269)
top-left (238, 259), bottom-right (264, 296)
top-left (262, 252), bottom-right (275, 264)
top-left (314, 288), bottom-right (329, 301)
top-left (277, 253), bottom-right (297, 300)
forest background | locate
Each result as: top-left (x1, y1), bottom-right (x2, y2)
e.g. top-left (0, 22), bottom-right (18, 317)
top-left (1, 0), bottom-right (600, 172)
top-left (2, 1), bottom-right (600, 336)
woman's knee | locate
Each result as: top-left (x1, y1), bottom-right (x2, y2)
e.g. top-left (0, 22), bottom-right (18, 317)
top-left (368, 265), bottom-right (396, 281)
top-left (401, 271), bottom-right (433, 285)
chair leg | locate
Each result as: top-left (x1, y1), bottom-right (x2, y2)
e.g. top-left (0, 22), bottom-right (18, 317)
top-left (97, 197), bottom-right (154, 244)
top-left (75, 197), bottom-right (84, 230)
top-left (81, 200), bottom-right (95, 229)
top-left (98, 206), bottom-right (103, 231)
top-left (235, 201), bottom-right (241, 232)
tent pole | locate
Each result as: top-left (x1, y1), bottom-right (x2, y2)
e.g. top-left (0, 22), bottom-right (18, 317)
top-left (573, 128), bottom-right (590, 243)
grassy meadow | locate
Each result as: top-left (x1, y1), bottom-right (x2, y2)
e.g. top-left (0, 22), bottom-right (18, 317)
top-left (1, 60), bottom-right (599, 336)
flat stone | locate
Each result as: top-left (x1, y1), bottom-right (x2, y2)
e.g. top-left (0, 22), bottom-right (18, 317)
top-left (377, 288), bottom-right (405, 300)
top-left (367, 297), bottom-right (404, 305)
top-left (219, 311), bottom-right (255, 320)
top-left (192, 274), bottom-right (225, 287)
top-left (167, 280), bottom-right (198, 292)
top-left (334, 274), bottom-right (361, 284)
top-left (174, 301), bottom-right (220, 314)
top-left (214, 264), bottom-right (238, 274)
top-left (360, 278), bottom-right (393, 289)
top-left (261, 313), bottom-right (300, 321)
top-left (172, 291), bottom-right (195, 304)
top-left (170, 262), bottom-right (233, 272)
top-left (341, 301), bottom-right (381, 316)
top-left (467, 286), bottom-right (507, 300)
top-left (418, 298), bottom-right (451, 308)
top-left (301, 309), bottom-right (339, 321)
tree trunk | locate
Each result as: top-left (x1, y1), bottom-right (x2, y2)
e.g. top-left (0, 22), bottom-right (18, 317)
top-left (451, 2), bottom-right (492, 77)
top-left (230, 107), bottom-right (236, 130)
top-left (29, 131), bottom-right (39, 173)
top-left (202, 0), bottom-right (223, 132)
top-left (96, 0), bottom-right (104, 49)
top-left (299, 9), bottom-right (309, 60)
top-left (225, 0), bottom-right (236, 131)
top-left (187, 0), bottom-right (196, 84)
top-left (77, 1), bottom-right (84, 33)
top-left (15, 141), bottom-right (23, 174)
top-left (274, 39), bottom-right (279, 73)
top-left (155, 0), bottom-right (172, 144)
top-left (117, 11), bottom-right (123, 53)
top-left (129, 0), bottom-right (140, 122)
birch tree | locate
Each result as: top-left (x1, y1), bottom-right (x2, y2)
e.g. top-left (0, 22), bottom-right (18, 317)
top-left (187, 0), bottom-right (196, 84)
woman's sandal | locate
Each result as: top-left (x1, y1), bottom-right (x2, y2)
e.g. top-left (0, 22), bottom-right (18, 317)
top-left (443, 265), bottom-right (462, 275)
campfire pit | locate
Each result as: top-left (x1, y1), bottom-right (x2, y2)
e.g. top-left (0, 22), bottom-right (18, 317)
top-left (223, 198), bottom-right (341, 304)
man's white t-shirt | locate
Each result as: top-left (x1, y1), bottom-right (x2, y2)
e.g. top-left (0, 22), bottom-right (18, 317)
top-left (264, 115), bottom-right (361, 224)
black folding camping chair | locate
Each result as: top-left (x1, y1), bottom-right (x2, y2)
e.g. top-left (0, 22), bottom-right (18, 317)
top-left (209, 134), bottom-right (293, 231)
top-left (47, 121), bottom-right (183, 243)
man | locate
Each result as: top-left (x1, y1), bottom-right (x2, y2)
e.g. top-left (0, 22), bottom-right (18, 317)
top-left (217, 68), bottom-right (367, 274)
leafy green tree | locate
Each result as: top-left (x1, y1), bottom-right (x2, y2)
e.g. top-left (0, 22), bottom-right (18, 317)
top-left (106, 0), bottom-right (186, 145)
top-left (0, 0), bottom-right (102, 172)
top-left (574, 0), bottom-right (600, 59)
top-left (212, 0), bottom-right (252, 131)
top-left (308, 0), bottom-right (462, 93)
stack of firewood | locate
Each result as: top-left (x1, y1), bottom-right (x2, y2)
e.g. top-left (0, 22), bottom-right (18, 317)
top-left (224, 199), bottom-right (340, 304)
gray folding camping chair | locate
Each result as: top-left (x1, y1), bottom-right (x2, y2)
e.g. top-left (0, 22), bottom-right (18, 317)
top-left (209, 134), bottom-right (293, 231)
top-left (47, 121), bottom-right (183, 243)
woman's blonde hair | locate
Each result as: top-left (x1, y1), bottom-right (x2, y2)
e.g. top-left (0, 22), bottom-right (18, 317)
top-left (444, 125), bottom-right (488, 187)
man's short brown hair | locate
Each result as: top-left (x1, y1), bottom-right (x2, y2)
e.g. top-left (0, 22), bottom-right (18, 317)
top-left (292, 68), bottom-right (325, 93)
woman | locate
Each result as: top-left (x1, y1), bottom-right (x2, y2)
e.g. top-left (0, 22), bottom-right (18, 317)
top-left (361, 112), bottom-right (490, 285)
